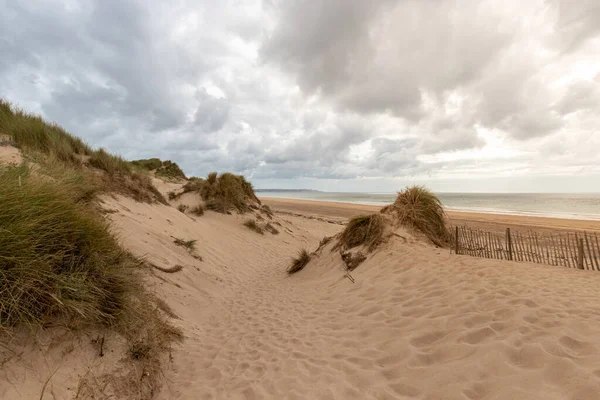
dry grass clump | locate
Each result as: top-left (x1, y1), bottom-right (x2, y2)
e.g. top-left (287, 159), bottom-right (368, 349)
top-left (260, 204), bottom-right (274, 218)
top-left (337, 214), bottom-right (385, 251)
top-left (243, 219), bottom-right (264, 234)
top-left (341, 251), bottom-right (367, 271)
top-left (0, 165), bottom-right (139, 330)
top-left (264, 222), bottom-right (279, 235)
top-left (190, 204), bottom-right (205, 216)
top-left (287, 249), bottom-right (311, 275)
top-left (173, 237), bottom-right (197, 251)
top-left (200, 172), bottom-right (260, 213)
top-left (383, 185), bottom-right (449, 246)
top-left (0, 99), bottom-right (166, 204)
top-left (131, 158), bottom-right (187, 181)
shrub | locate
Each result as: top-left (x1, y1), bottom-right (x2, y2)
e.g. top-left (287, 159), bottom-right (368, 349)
top-left (200, 172), bottom-right (260, 213)
top-left (180, 177), bottom-right (205, 195)
top-left (338, 214), bottom-right (385, 251)
top-left (0, 165), bottom-right (138, 329)
top-left (243, 219), bottom-right (264, 234)
top-left (287, 249), bottom-right (311, 275)
top-left (156, 160), bottom-right (186, 180)
top-left (89, 148), bottom-right (131, 175)
top-left (130, 158), bottom-right (162, 171)
top-left (383, 185), bottom-right (449, 246)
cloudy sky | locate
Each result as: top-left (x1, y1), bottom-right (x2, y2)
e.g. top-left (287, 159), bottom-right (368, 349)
top-left (2, 0), bottom-right (600, 192)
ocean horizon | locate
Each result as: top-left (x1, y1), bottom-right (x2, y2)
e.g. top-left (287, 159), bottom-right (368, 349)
top-left (257, 190), bottom-right (600, 221)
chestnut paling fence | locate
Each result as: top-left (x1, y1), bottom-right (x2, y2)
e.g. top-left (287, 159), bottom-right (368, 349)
top-left (450, 226), bottom-right (600, 271)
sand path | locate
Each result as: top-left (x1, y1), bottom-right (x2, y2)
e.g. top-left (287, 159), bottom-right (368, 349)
top-left (100, 195), bottom-right (600, 399)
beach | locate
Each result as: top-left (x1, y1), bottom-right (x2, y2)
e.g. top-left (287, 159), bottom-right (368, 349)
top-left (3, 171), bottom-right (600, 399)
top-left (261, 196), bottom-right (600, 234)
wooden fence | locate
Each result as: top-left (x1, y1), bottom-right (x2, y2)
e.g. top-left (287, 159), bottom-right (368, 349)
top-left (451, 226), bottom-right (600, 271)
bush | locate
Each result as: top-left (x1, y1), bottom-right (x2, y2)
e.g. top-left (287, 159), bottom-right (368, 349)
top-left (131, 158), bottom-right (186, 180)
top-left (0, 165), bottom-right (138, 329)
top-left (383, 185), bottom-right (449, 246)
top-left (130, 158), bottom-right (162, 171)
top-left (243, 219), bottom-right (264, 234)
top-left (199, 172), bottom-right (260, 213)
top-left (338, 214), bottom-right (385, 251)
top-left (287, 249), bottom-right (311, 274)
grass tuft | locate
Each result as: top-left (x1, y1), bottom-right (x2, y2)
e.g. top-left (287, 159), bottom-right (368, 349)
top-left (243, 219), bottom-right (264, 234)
top-left (0, 165), bottom-right (137, 330)
top-left (264, 222), bottom-right (279, 235)
top-left (131, 158), bottom-right (187, 181)
top-left (383, 185), bottom-right (449, 246)
top-left (338, 214), bottom-right (385, 251)
top-left (173, 238), bottom-right (197, 251)
top-left (200, 172), bottom-right (260, 213)
top-left (190, 204), bottom-right (205, 216)
top-left (287, 249), bottom-right (311, 274)
top-left (0, 99), bottom-right (165, 204)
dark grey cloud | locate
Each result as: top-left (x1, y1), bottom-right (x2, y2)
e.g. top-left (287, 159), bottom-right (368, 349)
top-left (1, 0), bottom-right (599, 190)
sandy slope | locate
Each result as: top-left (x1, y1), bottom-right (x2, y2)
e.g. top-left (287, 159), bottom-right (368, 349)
top-left (107, 193), bottom-right (600, 399)
top-left (3, 179), bottom-right (600, 399)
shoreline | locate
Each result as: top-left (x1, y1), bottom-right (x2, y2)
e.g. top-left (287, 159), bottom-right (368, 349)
top-left (260, 196), bottom-right (600, 233)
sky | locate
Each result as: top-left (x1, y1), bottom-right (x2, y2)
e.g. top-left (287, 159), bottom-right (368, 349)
top-left (1, 0), bottom-right (600, 193)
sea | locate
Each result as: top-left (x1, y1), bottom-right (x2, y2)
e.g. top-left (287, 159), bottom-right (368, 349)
top-left (256, 191), bottom-right (600, 221)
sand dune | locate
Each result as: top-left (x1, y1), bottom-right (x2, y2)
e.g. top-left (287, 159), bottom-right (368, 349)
top-left (109, 193), bottom-right (600, 399)
top-left (3, 181), bottom-right (600, 399)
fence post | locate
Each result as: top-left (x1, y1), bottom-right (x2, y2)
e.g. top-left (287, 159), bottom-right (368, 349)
top-left (578, 238), bottom-right (585, 270)
top-left (506, 228), bottom-right (513, 261)
top-left (455, 226), bottom-right (459, 254)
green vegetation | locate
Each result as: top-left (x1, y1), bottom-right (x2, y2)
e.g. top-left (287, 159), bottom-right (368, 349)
top-left (383, 185), bottom-right (449, 246)
top-left (287, 249), bottom-right (311, 275)
top-left (0, 99), bottom-right (166, 204)
top-left (131, 158), bottom-right (187, 181)
top-left (201, 172), bottom-right (260, 213)
top-left (0, 165), bottom-right (136, 329)
top-left (338, 214), bottom-right (385, 251)
top-left (243, 219), bottom-right (264, 234)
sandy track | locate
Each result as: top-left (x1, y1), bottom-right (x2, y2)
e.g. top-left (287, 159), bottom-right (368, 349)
top-left (102, 194), bottom-right (600, 399)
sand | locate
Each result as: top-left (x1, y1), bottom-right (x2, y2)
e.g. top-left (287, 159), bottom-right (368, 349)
top-left (3, 181), bottom-right (600, 399)
top-left (261, 196), bottom-right (600, 233)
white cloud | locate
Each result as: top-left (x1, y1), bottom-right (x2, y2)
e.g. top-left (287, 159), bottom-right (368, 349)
top-left (1, 0), bottom-right (599, 191)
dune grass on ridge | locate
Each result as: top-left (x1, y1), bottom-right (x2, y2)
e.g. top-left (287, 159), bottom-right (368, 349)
top-left (0, 99), bottom-right (166, 204)
top-left (383, 185), bottom-right (449, 246)
top-left (0, 165), bottom-right (138, 329)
